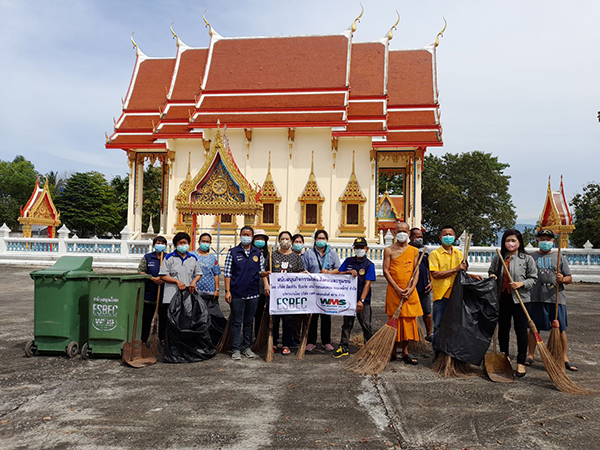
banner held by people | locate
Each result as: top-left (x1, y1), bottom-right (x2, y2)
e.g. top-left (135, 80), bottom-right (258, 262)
top-left (269, 273), bottom-right (357, 316)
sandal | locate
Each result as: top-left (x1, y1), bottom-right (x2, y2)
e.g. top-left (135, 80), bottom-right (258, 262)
top-left (565, 362), bottom-right (579, 372)
top-left (282, 347), bottom-right (291, 355)
top-left (402, 353), bottom-right (419, 365)
top-left (524, 357), bottom-right (534, 366)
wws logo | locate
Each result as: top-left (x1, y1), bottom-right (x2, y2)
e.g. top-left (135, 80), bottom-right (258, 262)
top-left (317, 297), bottom-right (350, 314)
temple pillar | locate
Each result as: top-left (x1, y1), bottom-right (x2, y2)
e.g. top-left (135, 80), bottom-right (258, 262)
top-left (369, 149), bottom-right (376, 238)
top-left (413, 149), bottom-right (423, 228)
top-left (134, 155), bottom-right (144, 237)
top-left (127, 153), bottom-right (136, 232)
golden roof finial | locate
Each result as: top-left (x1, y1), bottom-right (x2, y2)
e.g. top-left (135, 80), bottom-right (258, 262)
top-left (105, 131), bottom-right (110, 144)
top-left (170, 22), bottom-right (182, 47)
top-left (130, 32), bottom-right (147, 57)
top-left (203, 10), bottom-right (214, 37)
top-left (217, 119), bottom-right (221, 128)
top-left (310, 151), bottom-right (315, 175)
top-left (268, 151), bottom-right (272, 174)
top-left (351, 3), bottom-right (364, 32)
top-left (387, 11), bottom-right (400, 41)
top-left (434, 17), bottom-right (447, 48)
top-left (351, 150), bottom-right (356, 174)
top-left (187, 152), bottom-right (191, 176)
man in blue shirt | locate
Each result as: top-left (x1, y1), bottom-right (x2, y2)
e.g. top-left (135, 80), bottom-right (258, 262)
top-left (159, 232), bottom-right (201, 304)
top-left (332, 237), bottom-right (376, 358)
top-left (138, 236), bottom-right (167, 343)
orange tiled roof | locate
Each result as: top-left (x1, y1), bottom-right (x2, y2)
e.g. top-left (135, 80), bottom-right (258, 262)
top-left (170, 49), bottom-right (208, 100)
top-left (127, 58), bottom-right (176, 110)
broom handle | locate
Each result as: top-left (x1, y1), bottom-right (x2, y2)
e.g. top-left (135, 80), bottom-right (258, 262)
top-left (554, 239), bottom-right (562, 321)
top-left (495, 249), bottom-right (542, 340)
top-left (392, 247), bottom-right (427, 319)
top-left (152, 252), bottom-right (164, 323)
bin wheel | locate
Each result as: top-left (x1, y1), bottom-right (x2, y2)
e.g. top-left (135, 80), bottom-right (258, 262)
top-left (24, 340), bottom-right (37, 357)
top-left (80, 342), bottom-right (92, 360)
top-left (66, 341), bottom-right (79, 358)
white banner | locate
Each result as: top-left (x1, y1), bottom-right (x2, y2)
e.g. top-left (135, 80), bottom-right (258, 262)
top-left (269, 273), bottom-right (357, 316)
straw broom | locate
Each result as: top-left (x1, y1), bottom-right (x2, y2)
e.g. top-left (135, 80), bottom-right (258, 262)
top-left (296, 314), bottom-right (313, 360)
top-left (264, 245), bottom-right (275, 363)
top-left (251, 305), bottom-right (270, 352)
top-left (216, 315), bottom-right (232, 353)
top-left (431, 234), bottom-right (475, 378)
top-left (344, 249), bottom-right (426, 375)
top-left (546, 238), bottom-right (565, 365)
top-left (148, 252), bottom-right (164, 356)
top-left (495, 249), bottom-right (591, 394)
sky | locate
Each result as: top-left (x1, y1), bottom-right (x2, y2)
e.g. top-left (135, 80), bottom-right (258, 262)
top-left (1, 0), bottom-right (599, 223)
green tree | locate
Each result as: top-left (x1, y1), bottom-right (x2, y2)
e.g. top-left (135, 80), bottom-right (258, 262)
top-left (0, 156), bottom-right (39, 229)
top-left (110, 174), bottom-right (128, 233)
top-left (570, 182), bottom-right (600, 248)
top-left (142, 165), bottom-right (162, 232)
top-left (378, 172), bottom-right (404, 195)
top-left (421, 151), bottom-right (517, 245)
top-left (42, 171), bottom-right (69, 200)
top-left (55, 171), bottom-right (121, 237)
top-left (522, 225), bottom-right (539, 246)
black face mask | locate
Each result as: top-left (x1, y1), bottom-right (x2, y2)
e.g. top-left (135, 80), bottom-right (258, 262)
top-left (411, 238), bottom-right (424, 248)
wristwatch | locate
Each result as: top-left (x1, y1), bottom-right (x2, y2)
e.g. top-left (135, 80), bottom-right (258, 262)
top-left (359, 299), bottom-right (365, 303)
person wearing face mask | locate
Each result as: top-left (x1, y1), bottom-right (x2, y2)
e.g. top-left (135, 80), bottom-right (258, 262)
top-left (525, 229), bottom-right (577, 371)
top-left (302, 229), bottom-right (341, 352)
top-left (224, 226), bottom-right (269, 360)
top-left (292, 234), bottom-right (305, 255)
top-left (488, 229), bottom-right (538, 377)
top-left (159, 232), bottom-right (202, 304)
top-left (138, 236), bottom-right (167, 343)
top-left (409, 228), bottom-right (433, 340)
top-left (331, 237), bottom-right (376, 358)
top-left (429, 226), bottom-right (482, 345)
top-left (270, 231), bottom-right (305, 354)
top-left (252, 230), bottom-right (271, 340)
top-left (382, 222), bottom-right (423, 364)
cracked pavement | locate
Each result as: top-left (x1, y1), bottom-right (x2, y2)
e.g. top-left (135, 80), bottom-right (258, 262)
top-left (0, 265), bottom-right (598, 449)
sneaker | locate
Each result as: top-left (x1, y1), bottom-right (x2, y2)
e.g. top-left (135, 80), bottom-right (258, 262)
top-left (242, 348), bottom-right (256, 358)
top-left (425, 334), bottom-right (433, 342)
top-left (332, 346), bottom-right (349, 359)
top-left (323, 343), bottom-right (335, 351)
top-left (231, 351), bottom-right (242, 360)
top-left (306, 344), bottom-right (316, 352)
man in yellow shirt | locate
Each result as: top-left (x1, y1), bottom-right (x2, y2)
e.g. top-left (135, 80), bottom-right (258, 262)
top-left (429, 226), bottom-right (481, 343)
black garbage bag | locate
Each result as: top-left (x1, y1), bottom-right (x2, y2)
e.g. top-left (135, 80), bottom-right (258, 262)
top-left (433, 272), bottom-right (499, 366)
top-left (199, 293), bottom-right (227, 346)
top-left (164, 289), bottom-right (217, 363)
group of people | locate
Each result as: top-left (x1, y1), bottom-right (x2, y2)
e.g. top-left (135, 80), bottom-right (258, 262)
top-left (139, 222), bottom-right (578, 375)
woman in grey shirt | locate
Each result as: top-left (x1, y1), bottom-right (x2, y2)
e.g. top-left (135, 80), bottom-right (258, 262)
top-left (488, 229), bottom-right (538, 377)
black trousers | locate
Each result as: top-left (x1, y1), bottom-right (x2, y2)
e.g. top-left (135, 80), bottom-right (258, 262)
top-left (498, 290), bottom-right (528, 365)
top-left (308, 314), bottom-right (331, 346)
top-left (273, 314), bottom-right (294, 347)
top-left (141, 301), bottom-right (167, 343)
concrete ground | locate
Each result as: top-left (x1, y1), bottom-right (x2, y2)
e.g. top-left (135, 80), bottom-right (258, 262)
top-left (0, 265), bottom-right (598, 450)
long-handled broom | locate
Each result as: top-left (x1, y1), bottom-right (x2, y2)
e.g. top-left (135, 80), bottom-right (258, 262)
top-left (408, 248), bottom-right (431, 355)
top-left (296, 314), bottom-right (313, 360)
top-left (431, 234), bottom-right (475, 378)
top-left (148, 252), bottom-right (164, 356)
top-left (546, 238), bottom-right (565, 365)
top-left (344, 249), bottom-right (426, 375)
top-left (216, 315), bottom-right (232, 353)
top-left (251, 305), bottom-right (270, 352)
top-left (495, 249), bottom-right (590, 394)
top-left (264, 245), bottom-right (275, 363)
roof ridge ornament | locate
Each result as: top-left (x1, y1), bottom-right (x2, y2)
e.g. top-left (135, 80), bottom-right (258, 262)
top-left (203, 10), bottom-right (215, 37)
top-left (434, 17), bottom-right (447, 48)
top-left (386, 11), bottom-right (400, 41)
top-left (130, 32), bottom-right (147, 58)
top-left (170, 22), bottom-right (186, 48)
top-left (350, 3), bottom-right (364, 32)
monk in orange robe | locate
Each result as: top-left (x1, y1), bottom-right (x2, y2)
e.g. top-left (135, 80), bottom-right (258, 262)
top-left (383, 221), bottom-right (423, 364)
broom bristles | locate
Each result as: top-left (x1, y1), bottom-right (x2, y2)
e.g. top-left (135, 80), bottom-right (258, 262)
top-left (408, 317), bottom-right (431, 355)
top-left (216, 315), bottom-right (232, 353)
top-left (344, 320), bottom-right (398, 375)
top-left (546, 321), bottom-right (565, 366)
top-left (431, 352), bottom-right (474, 378)
top-left (296, 314), bottom-right (312, 360)
top-left (251, 307), bottom-right (270, 352)
top-left (265, 316), bottom-right (274, 363)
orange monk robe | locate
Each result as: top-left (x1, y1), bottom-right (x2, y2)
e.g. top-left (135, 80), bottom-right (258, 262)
top-left (385, 246), bottom-right (423, 342)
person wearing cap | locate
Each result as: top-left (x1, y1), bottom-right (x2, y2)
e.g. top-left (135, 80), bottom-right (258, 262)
top-left (331, 237), bottom-right (376, 358)
top-left (409, 227), bottom-right (433, 340)
top-left (383, 221), bottom-right (423, 364)
top-left (302, 229), bottom-right (341, 352)
top-left (252, 229), bottom-right (271, 340)
top-left (224, 226), bottom-right (269, 360)
top-left (138, 236), bottom-right (167, 343)
top-left (525, 229), bottom-right (577, 371)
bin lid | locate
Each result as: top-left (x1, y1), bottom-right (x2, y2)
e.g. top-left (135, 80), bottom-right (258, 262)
top-left (86, 273), bottom-right (151, 282)
top-left (30, 256), bottom-right (94, 279)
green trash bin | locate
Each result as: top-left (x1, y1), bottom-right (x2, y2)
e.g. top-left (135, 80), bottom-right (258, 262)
top-left (27, 256), bottom-right (94, 358)
top-left (82, 273), bottom-right (149, 359)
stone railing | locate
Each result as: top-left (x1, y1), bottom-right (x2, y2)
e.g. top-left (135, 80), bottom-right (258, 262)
top-left (0, 224), bottom-right (598, 282)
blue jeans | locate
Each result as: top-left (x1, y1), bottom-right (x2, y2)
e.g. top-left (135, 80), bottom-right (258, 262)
top-left (432, 298), bottom-right (448, 346)
top-left (230, 297), bottom-right (259, 352)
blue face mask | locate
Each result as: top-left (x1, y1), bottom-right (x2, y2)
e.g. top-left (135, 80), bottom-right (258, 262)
top-left (199, 242), bottom-right (210, 252)
top-left (441, 235), bottom-right (455, 246)
top-left (154, 244), bottom-right (166, 253)
top-left (538, 241), bottom-right (554, 252)
top-left (239, 236), bottom-right (253, 246)
top-left (315, 240), bottom-right (327, 248)
top-left (176, 244), bottom-right (189, 254)
top-left (293, 243), bottom-right (304, 252)
top-left (253, 239), bottom-right (266, 248)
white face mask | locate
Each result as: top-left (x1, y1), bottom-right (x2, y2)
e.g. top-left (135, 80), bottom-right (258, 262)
top-left (279, 239), bottom-right (291, 249)
top-left (396, 232), bottom-right (409, 243)
top-left (355, 249), bottom-right (366, 258)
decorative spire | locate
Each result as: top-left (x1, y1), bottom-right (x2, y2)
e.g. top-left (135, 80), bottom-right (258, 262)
top-left (350, 3), bottom-right (364, 32)
top-left (187, 152), bottom-right (191, 177)
top-left (340, 151), bottom-right (366, 203)
top-left (258, 152), bottom-right (282, 202)
top-left (299, 151), bottom-right (325, 202)
top-left (170, 22), bottom-right (184, 48)
top-left (386, 11), bottom-right (400, 41)
top-left (310, 151), bottom-right (315, 179)
top-left (434, 17), bottom-right (447, 48)
top-left (203, 10), bottom-right (215, 37)
top-left (130, 32), bottom-right (147, 58)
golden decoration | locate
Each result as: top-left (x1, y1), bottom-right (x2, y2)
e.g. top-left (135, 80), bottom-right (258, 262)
top-left (257, 152), bottom-right (282, 233)
top-left (435, 17), bottom-right (448, 48)
top-left (387, 11), bottom-right (400, 41)
top-left (18, 177), bottom-right (61, 230)
top-left (351, 3), bottom-right (364, 32)
top-left (298, 151), bottom-right (325, 233)
top-left (538, 176), bottom-right (575, 248)
top-left (339, 151), bottom-right (367, 237)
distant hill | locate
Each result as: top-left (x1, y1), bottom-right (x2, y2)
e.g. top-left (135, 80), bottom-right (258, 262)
top-left (514, 223), bottom-right (536, 233)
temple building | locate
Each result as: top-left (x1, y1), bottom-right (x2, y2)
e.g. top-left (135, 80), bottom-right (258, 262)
top-left (106, 11), bottom-right (445, 244)
top-left (18, 177), bottom-right (61, 238)
top-left (538, 176), bottom-right (575, 248)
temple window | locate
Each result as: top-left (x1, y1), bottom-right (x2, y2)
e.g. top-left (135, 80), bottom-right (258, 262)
top-left (305, 204), bottom-right (318, 225)
top-left (256, 152), bottom-right (282, 233)
top-left (262, 203), bottom-right (275, 224)
top-left (346, 204), bottom-right (359, 225)
top-left (338, 151), bottom-right (366, 237)
top-left (298, 152), bottom-right (325, 233)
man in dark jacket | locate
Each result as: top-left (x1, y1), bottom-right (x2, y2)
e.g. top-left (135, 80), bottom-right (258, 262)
top-left (138, 236), bottom-right (167, 342)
